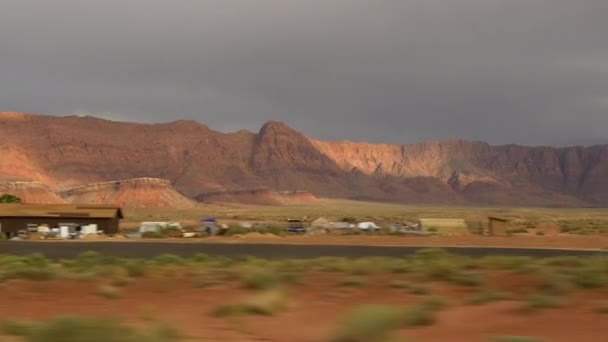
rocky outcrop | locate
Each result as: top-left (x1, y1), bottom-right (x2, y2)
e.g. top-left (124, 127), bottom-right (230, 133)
top-left (59, 178), bottom-right (197, 209)
top-left (1, 111), bottom-right (607, 206)
top-left (0, 182), bottom-right (64, 204)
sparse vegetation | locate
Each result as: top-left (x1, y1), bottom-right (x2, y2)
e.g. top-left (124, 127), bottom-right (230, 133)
top-left (237, 265), bottom-right (282, 290)
top-left (329, 305), bottom-right (403, 342)
top-left (526, 294), bottom-right (561, 309)
top-left (559, 219), bottom-right (608, 235)
top-left (402, 303), bottom-right (436, 327)
top-left (0, 247), bottom-right (607, 341)
top-left (97, 285), bottom-right (122, 299)
top-left (337, 275), bottom-right (368, 287)
top-left (211, 289), bottom-right (288, 317)
top-left (388, 279), bottom-right (411, 289)
top-left (1, 316), bottom-right (180, 342)
top-left (507, 228), bottom-right (529, 234)
top-left (465, 290), bottom-right (510, 305)
top-left (491, 337), bottom-right (543, 342)
top-left (0, 193), bottom-right (21, 203)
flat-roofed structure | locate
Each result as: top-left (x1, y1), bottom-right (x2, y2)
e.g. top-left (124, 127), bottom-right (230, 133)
top-left (0, 204), bottom-right (123, 236)
top-left (488, 216), bottom-right (509, 236)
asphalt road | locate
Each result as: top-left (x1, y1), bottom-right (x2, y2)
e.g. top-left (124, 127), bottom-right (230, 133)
top-left (0, 241), bottom-right (606, 259)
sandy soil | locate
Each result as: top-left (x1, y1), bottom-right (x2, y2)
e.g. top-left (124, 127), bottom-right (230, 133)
top-left (0, 273), bottom-right (606, 341)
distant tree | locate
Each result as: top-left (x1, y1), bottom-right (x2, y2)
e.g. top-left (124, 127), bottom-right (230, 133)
top-left (0, 194), bottom-right (21, 203)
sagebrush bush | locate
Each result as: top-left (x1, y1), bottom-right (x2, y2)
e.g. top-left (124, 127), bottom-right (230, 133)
top-left (450, 270), bottom-right (484, 287)
top-left (211, 289), bottom-right (288, 317)
top-left (465, 290), bottom-right (509, 305)
top-left (329, 305), bottom-right (403, 342)
top-left (571, 268), bottom-right (607, 289)
top-left (526, 294), bottom-right (561, 309)
top-left (238, 265), bottom-right (282, 290)
top-left (97, 285), bottom-right (122, 300)
top-left (337, 276), bottom-right (368, 288)
top-left (402, 304), bottom-right (436, 327)
top-left (125, 260), bottom-right (147, 278)
top-left (421, 296), bottom-right (448, 310)
top-left (1, 316), bottom-right (180, 342)
top-left (152, 254), bottom-right (184, 266)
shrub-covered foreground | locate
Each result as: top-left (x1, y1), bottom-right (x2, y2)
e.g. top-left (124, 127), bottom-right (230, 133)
top-left (0, 248), bottom-right (606, 341)
top-left (0, 249), bottom-right (606, 294)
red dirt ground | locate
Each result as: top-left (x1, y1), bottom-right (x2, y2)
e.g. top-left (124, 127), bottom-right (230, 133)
top-left (0, 273), bottom-right (606, 341)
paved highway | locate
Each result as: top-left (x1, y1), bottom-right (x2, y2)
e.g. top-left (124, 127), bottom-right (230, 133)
top-left (0, 241), bottom-right (606, 259)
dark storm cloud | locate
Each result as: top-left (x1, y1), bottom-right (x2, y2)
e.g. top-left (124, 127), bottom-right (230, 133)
top-left (1, 0), bottom-right (607, 145)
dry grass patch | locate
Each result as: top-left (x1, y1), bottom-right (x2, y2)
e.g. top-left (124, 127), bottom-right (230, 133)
top-left (0, 316), bottom-right (180, 342)
top-left (337, 276), bottom-right (368, 288)
top-left (465, 289), bottom-right (510, 305)
top-left (97, 285), bottom-right (122, 300)
top-left (211, 289), bottom-right (289, 317)
top-left (329, 305), bottom-right (404, 342)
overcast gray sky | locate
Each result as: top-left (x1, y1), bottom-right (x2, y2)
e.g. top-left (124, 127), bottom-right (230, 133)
top-left (1, 0), bottom-right (607, 145)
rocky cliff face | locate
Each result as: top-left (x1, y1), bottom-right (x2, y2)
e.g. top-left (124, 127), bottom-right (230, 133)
top-left (59, 178), bottom-right (198, 209)
top-left (1, 111), bottom-right (606, 206)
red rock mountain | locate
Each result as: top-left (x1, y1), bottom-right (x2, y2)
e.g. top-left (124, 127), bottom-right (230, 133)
top-left (1, 111), bottom-right (607, 207)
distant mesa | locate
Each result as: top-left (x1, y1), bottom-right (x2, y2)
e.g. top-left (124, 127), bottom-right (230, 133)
top-left (59, 178), bottom-right (197, 209)
top-left (195, 188), bottom-right (317, 206)
top-left (0, 182), bottom-right (64, 204)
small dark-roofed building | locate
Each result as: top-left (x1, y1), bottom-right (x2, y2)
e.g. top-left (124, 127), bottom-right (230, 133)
top-left (488, 216), bottom-right (509, 236)
top-left (0, 204), bottom-right (123, 237)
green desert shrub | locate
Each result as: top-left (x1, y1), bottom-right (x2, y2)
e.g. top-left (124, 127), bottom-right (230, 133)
top-left (337, 276), bottom-right (368, 288)
top-left (211, 289), bottom-right (288, 317)
top-left (329, 305), bottom-right (403, 342)
top-left (526, 294), bottom-right (561, 309)
top-left (401, 304), bottom-right (436, 327)
top-left (237, 265), bottom-right (282, 290)
top-left (538, 271), bottom-right (574, 295)
top-left (407, 283), bottom-right (430, 295)
top-left (421, 296), bottom-right (448, 310)
top-left (97, 285), bottom-right (122, 300)
top-left (124, 260), bottom-right (148, 278)
top-left (481, 256), bottom-right (536, 271)
top-left (110, 277), bottom-right (133, 287)
top-left (152, 254), bottom-right (184, 266)
top-left (450, 270), bottom-right (484, 287)
top-left (75, 251), bottom-right (103, 268)
top-left (465, 290), bottom-right (510, 305)
top-left (491, 337), bottom-right (543, 342)
top-left (571, 268), bottom-right (608, 289)
top-left (1, 316), bottom-right (179, 342)
top-left (189, 253), bottom-right (210, 263)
